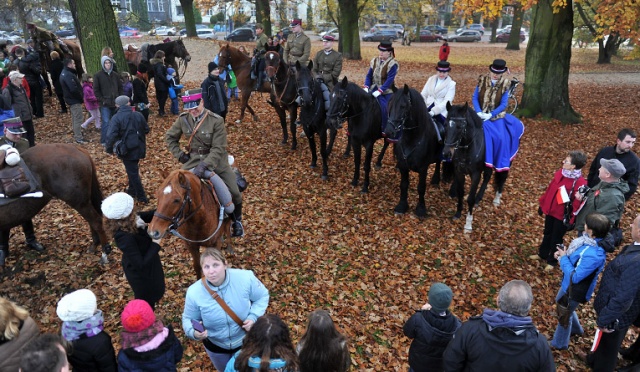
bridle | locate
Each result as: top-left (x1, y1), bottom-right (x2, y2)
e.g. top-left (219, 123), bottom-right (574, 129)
top-left (296, 71), bottom-right (316, 107)
top-left (444, 116), bottom-right (472, 150)
top-left (153, 177), bottom-right (224, 243)
top-left (265, 52), bottom-right (297, 105)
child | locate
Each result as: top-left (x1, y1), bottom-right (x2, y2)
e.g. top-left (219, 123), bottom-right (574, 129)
top-left (297, 309), bottom-right (351, 372)
top-left (439, 40), bottom-right (450, 61)
top-left (102, 193), bottom-right (165, 309)
top-left (118, 299), bottom-right (183, 370)
top-left (81, 73), bottom-right (100, 129)
top-left (121, 71), bottom-right (133, 102)
top-left (56, 289), bottom-right (118, 371)
top-left (403, 283), bottom-right (461, 372)
top-left (227, 69), bottom-right (239, 101)
top-left (166, 67), bottom-right (183, 115)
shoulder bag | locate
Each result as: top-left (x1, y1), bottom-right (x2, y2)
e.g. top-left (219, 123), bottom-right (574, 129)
top-left (556, 271), bottom-right (574, 328)
top-left (200, 277), bottom-right (244, 327)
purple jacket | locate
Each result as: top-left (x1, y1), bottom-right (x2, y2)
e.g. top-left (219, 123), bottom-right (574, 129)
top-left (83, 82), bottom-right (99, 110)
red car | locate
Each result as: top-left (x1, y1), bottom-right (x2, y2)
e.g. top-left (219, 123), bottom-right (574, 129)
top-left (120, 30), bottom-right (143, 39)
top-left (496, 30), bottom-right (526, 43)
top-left (419, 30), bottom-right (444, 42)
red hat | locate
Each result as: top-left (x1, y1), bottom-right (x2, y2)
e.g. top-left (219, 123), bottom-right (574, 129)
top-left (321, 35), bottom-right (335, 42)
top-left (121, 300), bottom-right (155, 332)
top-left (290, 19), bottom-right (302, 27)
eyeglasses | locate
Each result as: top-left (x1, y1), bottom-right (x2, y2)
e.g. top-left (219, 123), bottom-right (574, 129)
top-left (562, 159), bottom-right (572, 164)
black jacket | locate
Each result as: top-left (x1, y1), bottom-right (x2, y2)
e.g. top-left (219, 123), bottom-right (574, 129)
top-left (17, 52), bottom-right (41, 85)
top-left (105, 106), bottom-right (149, 160)
top-left (151, 58), bottom-right (169, 91)
top-left (404, 310), bottom-right (461, 372)
top-left (68, 331), bottom-right (118, 372)
top-left (2, 82), bottom-right (32, 120)
top-left (442, 317), bottom-right (555, 372)
top-left (201, 75), bottom-right (228, 116)
top-left (60, 66), bottom-right (83, 105)
top-left (49, 58), bottom-right (64, 94)
top-left (131, 77), bottom-right (149, 105)
top-left (587, 145), bottom-right (640, 200)
top-left (93, 69), bottom-right (123, 108)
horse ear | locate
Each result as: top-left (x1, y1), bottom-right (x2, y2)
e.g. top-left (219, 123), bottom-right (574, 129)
top-left (160, 168), bottom-right (171, 179)
top-left (307, 60), bottom-right (313, 70)
top-left (341, 76), bottom-right (348, 87)
top-left (402, 84), bottom-right (409, 95)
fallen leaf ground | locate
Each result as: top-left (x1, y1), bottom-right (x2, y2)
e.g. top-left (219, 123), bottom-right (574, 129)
top-left (1, 39), bottom-right (640, 371)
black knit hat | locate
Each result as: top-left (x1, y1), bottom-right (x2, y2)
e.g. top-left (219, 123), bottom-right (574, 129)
top-left (208, 61), bottom-right (218, 73)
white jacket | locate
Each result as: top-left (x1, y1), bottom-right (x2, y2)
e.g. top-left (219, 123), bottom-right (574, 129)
top-left (420, 75), bottom-right (456, 117)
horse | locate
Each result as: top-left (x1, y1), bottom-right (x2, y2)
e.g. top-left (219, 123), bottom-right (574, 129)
top-left (0, 144), bottom-right (111, 266)
top-left (216, 43), bottom-right (272, 125)
top-left (294, 60), bottom-right (339, 180)
top-left (124, 43), bottom-right (148, 75)
top-left (383, 84), bottom-right (441, 216)
top-left (148, 170), bottom-right (232, 278)
top-left (326, 77), bottom-right (390, 193)
top-left (145, 39), bottom-right (191, 81)
top-left (442, 103), bottom-right (509, 232)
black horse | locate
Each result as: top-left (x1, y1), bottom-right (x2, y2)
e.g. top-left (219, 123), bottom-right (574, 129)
top-left (383, 84), bottom-right (441, 217)
top-left (294, 60), bottom-right (338, 180)
top-left (442, 103), bottom-right (509, 231)
top-left (263, 49), bottom-right (299, 150)
top-left (326, 77), bottom-right (390, 193)
top-left (144, 39), bottom-right (191, 81)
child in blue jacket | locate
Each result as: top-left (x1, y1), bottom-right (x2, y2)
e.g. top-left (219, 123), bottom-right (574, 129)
top-left (166, 67), bottom-right (183, 115)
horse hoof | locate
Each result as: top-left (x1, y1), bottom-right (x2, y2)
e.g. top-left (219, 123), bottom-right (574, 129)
top-left (342, 153), bottom-right (351, 159)
top-left (310, 163), bottom-right (317, 169)
top-left (86, 245), bottom-right (97, 254)
top-left (360, 188), bottom-right (369, 194)
top-left (252, 116), bottom-right (259, 121)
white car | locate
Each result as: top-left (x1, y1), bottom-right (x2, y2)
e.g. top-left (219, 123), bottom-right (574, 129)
top-left (150, 26), bottom-right (177, 36)
top-left (0, 31), bottom-right (23, 44)
top-left (319, 27), bottom-right (339, 40)
top-left (197, 28), bottom-right (217, 40)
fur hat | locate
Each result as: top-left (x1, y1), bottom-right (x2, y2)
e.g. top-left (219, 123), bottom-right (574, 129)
top-left (121, 299), bottom-right (155, 332)
top-left (436, 60), bottom-right (451, 72)
top-left (489, 59), bottom-right (508, 74)
top-left (428, 282), bottom-right (453, 313)
top-left (101, 192), bottom-right (134, 220)
top-left (208, 61), bottom-right (218, 73)
top-left (600, 158), bottom-right (626, 179)
top-left (56, 289), bottom-right (97, 322)
top-left (115, 95), bottom-right (130, 106)
top-left (167, 67), bottom-right (176, 76)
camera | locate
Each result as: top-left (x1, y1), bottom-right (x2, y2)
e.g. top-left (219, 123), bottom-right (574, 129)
top-left (578, 185), bottom-right (590, 195)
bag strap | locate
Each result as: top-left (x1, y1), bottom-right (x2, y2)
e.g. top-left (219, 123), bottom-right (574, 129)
top-left (201, 277), bottom-right (244, 328)
top-left (185, 111), bottom-right (210, 153)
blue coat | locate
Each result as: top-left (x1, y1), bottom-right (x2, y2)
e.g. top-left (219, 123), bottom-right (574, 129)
top-left (558, 240), bottom-right (606, 302)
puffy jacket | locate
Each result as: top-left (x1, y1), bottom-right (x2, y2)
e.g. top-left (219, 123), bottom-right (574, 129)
top-left (105, 105), bottom-right (149, 160)
top-left (16, 52), bottom-right (41, 85)
top-left (60, 66), bottom-right (84, 105)
top-left (68, 331), bottom-right (118, 372)
top-left (2, 82), bottom-right (32, 120)
top-left (117, 326), bottom-right (183, 371)
top-left (404, 310), bottom-right (461, 372)
top-left (150, 58), bottom-right (169, 91)
top-left (83, 82), bottom-right (99, 110)
top-left (539, 169), bottom-right (586, 222)
top-left (558, 239), bottom-right (606, 301)
top-left (0, 317), bottom-right (40, 372)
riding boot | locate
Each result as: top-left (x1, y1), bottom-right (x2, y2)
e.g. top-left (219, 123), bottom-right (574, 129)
top-left (254, 71), bottom-right (263, 91)
top-left (22, 221), bottom-right (45, 252)
top-left (231, 203), bottom-right (244, 237)
top-left (0, 230), bottom-right (9, 266)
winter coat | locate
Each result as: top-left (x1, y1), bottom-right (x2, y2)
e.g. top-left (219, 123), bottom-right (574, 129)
top-left (473, 74), bottom-right (510, 120)
top-left (574, 180), bottom-right (628, 233)
top-left (93, 56), bottom-right (123, 108)
top-left (105, 105), bottom-right (149, 160)
top-left (442, 316), bottom-right (555, 372)
top-left (112, 224), bottom-right (165, 307)
top-left (587, 145), bottom-right (640, 200)
top-left (558, 240), bottom-right (606, 301)
top-left (1, 76), bottom-right (30, 98)
top-left (167, 76), bottom-right (183, 99)
top-left (420, 75), bottom-right (456, 118)
top-left (538, 169), bottom-right (587, 222)
top-left (365, 57), bottom-right (399, 95)
top-left (16, 52), bottom-right (41, 85)
top-left (60, 66), bottom-right (84, 105)
top-left (182, 268), bottom-right (269, 350)
top-left (68, 331), bottom-right (118, 372)
top-left (150, 58), bottom-right (169, 91)
top-left (83, 81), bottom-right (99, 110)
top-left (439, 43), bottom-right (450, 61)
top-left (0, 317), bottom-right (40, 372)
top-left (2, 82), bottom-right (33, 120)
top-left (117, 326), bottom-right (183, 371)
top-left (201, 75), bottom-right (227, 117)
top-left (50, 58), bottom-right (64, 95)
top-left (131, 77), bottom-right (149, 106)
top-left (593, 244), bottom-right (640, 329)
top-left (404, 310), bottom-right (461, 372)
top-left (123, 81), bottom-right (133, 101)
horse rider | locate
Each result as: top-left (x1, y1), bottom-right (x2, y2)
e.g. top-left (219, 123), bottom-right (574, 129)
top-left (165, 89), bottom-right (244, 237)
top-left (473, 58), bottom-right (524, 172)
top-left (363, 41), bottom-right (398, 129)
top-left (252, 23), bottom-right (268, 91)
top-left (312, 34), bottom-right (342, 112)
top-left (283, 19), bottom-right (311, 66)
top-left (0, 117), bottom-right (45, 266)
top-left (26, 23), bottom-right (70, 56)
top-left (420, 60), bottom-right (455, 143)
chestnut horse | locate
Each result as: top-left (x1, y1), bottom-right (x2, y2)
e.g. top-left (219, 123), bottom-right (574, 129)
top-left (148, 170), bottom-right (231, 278)
top-left (216, 44), bottom-right (271, 124)
top-left (0, 144), bottom-right (111, 265)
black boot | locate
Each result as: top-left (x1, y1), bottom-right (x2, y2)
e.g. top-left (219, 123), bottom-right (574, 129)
top-left (231, 203), bottom-right (244, 237)
top-left (254, 72), bottom-right (263, 91)
top-left (23, 221), bottom-right (45, 252)
top-left (0, 245), bottom-right (7, 266)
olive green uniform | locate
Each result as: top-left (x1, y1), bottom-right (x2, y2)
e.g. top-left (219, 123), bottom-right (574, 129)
top-left (312, 49), bottom-right (342, 91)
top-left (255, 33), bottom-right (268, 55)
top-left (0, 137), bottom-right (29, 153)
top-left (284, 32), bottom-right (311, 65)
top-left (165, 110), bottom-right (241, 204)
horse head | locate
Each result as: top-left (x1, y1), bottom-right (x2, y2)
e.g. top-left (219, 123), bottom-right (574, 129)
top-left (326, 76), bottom-right (350, 130)
top-left (443, 102), bottom-right (473, 160)
top-left (264, 50), bottom-right (284, 79)
top-left (174, 39), bottom-right (191, 62)
top-left (294, 60), bottom-right (315, 107)
top-left (148, 170), bottom-right (199, 240)
top-left (384, 84), bottom-right (413, 142)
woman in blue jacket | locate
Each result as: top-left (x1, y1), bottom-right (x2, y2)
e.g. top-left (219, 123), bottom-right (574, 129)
top-left (182, 248), bottom-right (269, 371)
top-left (551, 213), bottom-right (610, 349)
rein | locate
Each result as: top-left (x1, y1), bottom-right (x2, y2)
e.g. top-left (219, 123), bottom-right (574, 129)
top-left (272, 64), bottom-right (297, 105)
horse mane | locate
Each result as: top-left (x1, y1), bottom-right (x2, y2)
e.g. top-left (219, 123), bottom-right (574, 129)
top-left (407, 87), bottom-right (434, 133)
top-left (451, 104), bottom-right (484, 129)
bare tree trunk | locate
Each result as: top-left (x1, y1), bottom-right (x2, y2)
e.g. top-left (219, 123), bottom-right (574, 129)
top-left (338, 0), bottom-right (362, 60)
top-left (520, 0), bottom-right (581, 123)
top-left (597, 32), bottom-right (619, 64)
top-left (506, 5), bottom-right (524, 51)
top-left (69, 0), bottom-right (125, 75)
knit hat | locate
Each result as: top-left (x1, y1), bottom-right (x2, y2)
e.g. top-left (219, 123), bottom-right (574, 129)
top-left (137, 63), bottom-right (148, 74)
top-left (600, 158), bottom-right (626, 179)
top-left (115, 95), bottom-right (130, 106)
top-left (208, 61), bottom-right (218, 73)
top-left (436, 60), bottom-right (451, 72)
top-left (167, 67), bottom-right (176, 76)
top-left (101, 192), bottom-right (134, 220)
top-left (489, 59), bottom-right (508, 74)
top-left (57, 289), bottom-right (98, 322)
top-left (121, 299), bottom-right (156, 332)
top-left (428, 283), bottom-right (453, 313)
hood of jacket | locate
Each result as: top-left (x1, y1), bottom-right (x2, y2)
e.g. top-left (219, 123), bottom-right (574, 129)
top-left (101, 56), bottom-right (113, 73)
top-left (414, 310), bottom-right (460, 346)
top-left (596, 179), bottom-right (630, 195)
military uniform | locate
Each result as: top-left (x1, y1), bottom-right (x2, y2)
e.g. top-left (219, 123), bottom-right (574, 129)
top-left (284, 32), bottom-right (311, 65)
top-left (313, 49), bottom-right (342, 91)
top-left (252, 32), bottom-right (269, 90)
top-left (255, 33), bottom-right (268, 55)
top-left (27, 23), bottom-right (69, 56)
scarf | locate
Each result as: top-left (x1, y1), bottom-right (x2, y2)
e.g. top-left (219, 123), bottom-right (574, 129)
top-left (121, 319), bottom-right (165, 350)
top-left (567, 235), bottom-right (597, 256)
top-left (61, 310), bottom-right (105, 341)
top-left (482, 309), bottom-right (533, 335)
top-left (561, 168), bottom-right (582, 179)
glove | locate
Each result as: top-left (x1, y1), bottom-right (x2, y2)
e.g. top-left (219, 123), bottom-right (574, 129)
top-left (479, 112), bottom-right (492, 121)
top-left (372, 89), bottom-right (382, 98)
top-left (363, 86), bottom-right (369, 93)
top-left (428, 110), bottom-right (435, 117)
top-left (193, 162), bottom-right (208, 178)
top-left (178, 152), bottom-right (190, 164)
top-left (538, 206), bottom-right (543, 216)
top-left (135, 215), bottom-right (147, 229)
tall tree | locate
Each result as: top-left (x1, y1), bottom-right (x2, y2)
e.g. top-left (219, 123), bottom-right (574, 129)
top-left (68, 0), bottom-right (126, 75)
top-left (520, 0), bottom-right (580, 123)
top-left (182, 0), bottom-right (197, 36)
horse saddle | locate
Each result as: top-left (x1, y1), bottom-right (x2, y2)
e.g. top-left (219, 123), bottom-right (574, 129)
top-left (0, 159), bottom-right (40, 203)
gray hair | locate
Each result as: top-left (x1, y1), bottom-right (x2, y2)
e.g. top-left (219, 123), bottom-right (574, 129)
top-left (498, 280), bottom-right (533, 317)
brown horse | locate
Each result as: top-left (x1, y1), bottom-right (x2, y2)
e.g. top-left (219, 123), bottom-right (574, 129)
top-left (148, 170), bottom-right (231, 278)
top-left (0, 144), bottom-right (111, 266)
top-left (216, 44), bottom-right (271, 124)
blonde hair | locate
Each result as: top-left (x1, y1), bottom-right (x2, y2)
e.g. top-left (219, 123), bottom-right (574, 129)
top-left (200, 248), bottom-right (227, 267)
top-left (50, 51), bottom-right (60, 59)
top-left (101, 47), bottom-right (113, 57)
top-left (81, 73), bottom-right (92, 83)
top-left (0, 297), bottom-right (30, 341)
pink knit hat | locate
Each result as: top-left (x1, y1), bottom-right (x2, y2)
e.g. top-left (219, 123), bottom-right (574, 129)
top-left (121, 300), bottom-right (155, 332)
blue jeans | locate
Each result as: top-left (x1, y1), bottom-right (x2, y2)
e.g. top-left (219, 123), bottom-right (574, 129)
top-left (551, 290), bottom-right (584, 349)
top-left (204, 348), bottom-right (233, 371)
top-left (170, 98), bottom-right (179, 114)
top-left (100, 106), bottom-right (116, 144)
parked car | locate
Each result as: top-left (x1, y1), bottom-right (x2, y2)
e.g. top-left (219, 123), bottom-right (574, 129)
top-left (418, 30), bottom-right (444, 42)
top-left (423, 25), bottom-right (448, 35)
top-left (371, 23), bottom-right (403, 37)
top-left (225, 27), bottom-right (254, 42)
top-left (362, 30), bottom-right (398, 42)
top-left (456, 24), bottom-right (485, 35)
top-left (497, 25), bottom-right (512, 34)
top-left (447, 30), bottom-right (482, 42)
top-left (149, 26), bottom-right (177, 36)
top-left (319, 27), bottom-right (339, 40)
top-left (120, 30), bottom-right (143, 39)
top-left (196, 28), bottom-right (217, 40)
top-left (496, 30), bottom-right (526, 43)
top-left (55, 28), bottom-right (76, 38)
top-left (179, 24), bottom-right (208, 36)
top-left (0, 31), bottom-right (23, 44)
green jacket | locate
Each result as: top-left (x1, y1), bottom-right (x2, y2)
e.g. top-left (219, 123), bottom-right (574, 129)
top-left (284, 32), bottom-right (311, 65)
top-left (312, 49), bottom-right (342, 90)
top-left (575, 180), bottom-right (629, 232)
top-left (0, 136), bottom-right (29, 153)
top-left (255, 33), bottom-right (268, 55)
top-left (165, 109), bottom-right (231, 173)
